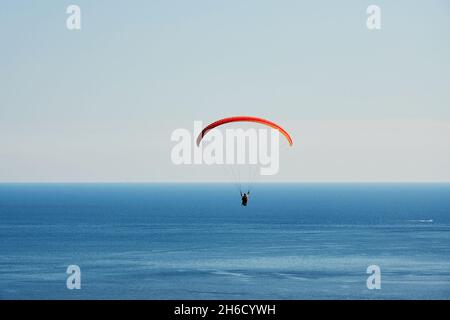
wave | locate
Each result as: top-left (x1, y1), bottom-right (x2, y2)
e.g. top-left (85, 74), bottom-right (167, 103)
top-left (408, 219), bottom-right (433, 223)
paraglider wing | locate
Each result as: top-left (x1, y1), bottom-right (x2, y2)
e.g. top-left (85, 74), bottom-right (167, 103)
top-left (196, 116), bottom-right (293, 146)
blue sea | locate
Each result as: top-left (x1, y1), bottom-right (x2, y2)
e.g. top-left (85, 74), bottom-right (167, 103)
top-left (0, 183), bottom-right (449, 299)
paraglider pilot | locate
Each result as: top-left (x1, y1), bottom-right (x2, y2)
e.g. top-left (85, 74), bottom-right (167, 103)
top-left (240, 191), bottom-right (250, 206)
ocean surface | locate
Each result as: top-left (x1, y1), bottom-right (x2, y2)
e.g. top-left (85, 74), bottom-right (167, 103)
top-left (0, 183), bottom-right (449, 299)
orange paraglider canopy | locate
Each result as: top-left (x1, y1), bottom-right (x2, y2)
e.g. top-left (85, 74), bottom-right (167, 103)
top-left (196, 116), bottom-right (293, 147)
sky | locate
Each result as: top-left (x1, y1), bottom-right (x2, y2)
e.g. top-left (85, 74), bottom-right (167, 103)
top-left (1, 0), bottom-right (449, 182)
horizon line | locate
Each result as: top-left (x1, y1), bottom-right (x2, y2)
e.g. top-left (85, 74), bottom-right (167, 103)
top-left (1, 181), bottom-right (450, 184)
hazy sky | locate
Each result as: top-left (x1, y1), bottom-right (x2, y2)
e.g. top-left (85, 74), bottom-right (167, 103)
top-left (1, 0), bottom-right (449, 182)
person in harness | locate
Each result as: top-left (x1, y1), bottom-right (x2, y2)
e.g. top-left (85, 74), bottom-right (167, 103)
top-left (240, 191), bottom-right (250, 206)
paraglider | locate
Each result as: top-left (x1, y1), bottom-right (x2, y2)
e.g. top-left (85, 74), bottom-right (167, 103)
top-left (196, 116), bottom-right (293, 206)
top-left (240, 191), bottom-right (250, 206)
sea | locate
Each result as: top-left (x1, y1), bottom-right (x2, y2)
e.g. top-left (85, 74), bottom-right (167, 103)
top-left (0, 183), bottom-right (449, 299)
